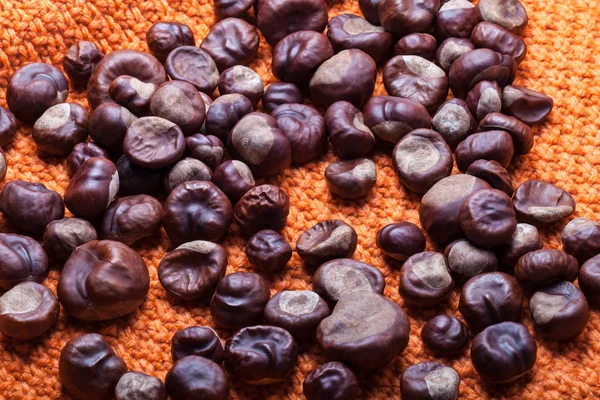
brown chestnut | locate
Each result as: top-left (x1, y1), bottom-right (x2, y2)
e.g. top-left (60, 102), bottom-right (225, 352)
top-left (296, 220), bottom-right (357, 266)
top-left (303, 361), bottom-right (359, 400)
top-left (444, 238), bottom-right (498, 283)
top-left (185, 134), bottom-right (225, 169)
top-left (376, 222), bottom-right (426, 261)
top-left (436, 0), bottom-right (480, 41)
top-left (146, 22), bottom-right (195, 62)
top-left (257, 0), bottom-right (328, 46)
top-left (99, 194), bottom-right (162, 245)
top-left (561, 218), bottom-right (600, 264)
top-left (421, 314), bottom-right (469, 357)
top-left (234, 184), bottom-right (290, 235)
top-left (325, 101), bottom-right (375, 159)
top-left (165, 356), bottom-right (229, 400)
top-left (475, 0), bottom-right (528, 35)
top-left (200, 18), bottom-right (260, 72)
top-left (378, 0), bottom-right (439, 36)
top-left (115, 371), bottom-right (166, 400)
top-left (471, 22), bottom-right (527, 64)
top-left (42, 217), bottom-right (98, 262)
top-left (67, 142), bottom-right (111, 176)
top-left (164, 46), bottom-right (219, 94)
top-left (0, 106), bottom-right (17, 147)
top-left (109, 75), bottom-right (157, 116)
top-left (150, 81), bottom-right (206, 136)
top-left (435, 37), bottom-right (476, 73)
top-left (205, 94), bottom-right (254, 143)
top-left (262, 83), bottom-right (304, 113)
top-left (63, 41), bottom-right (104, 87)
top-left (164, 158), bottom-right (212, 193)
top-left (495, 222), bottom-right (542, 270)
top-left (32, 103), bottom-right (89, 157)
top-left (88, 103), bottom-right (137, 151)
top-left (401, 362), bottom-right (460, 400)
top-left (394, 33), bottom-right (437, 61)
top-left (325, 158), bottom-right (377, 199)
top-left (502, 85), bottom-right (554, 125)
top-left (512, 180), bottom-right (576, 225)
top-left (465, 80), bottom-right (502, 121)
top-left (116, 155), bottom-right (165, 197)
top-left (579, 255), bottom-right (600, 308)
top-left (431, 98), bottom-right (477, 150)
top-left (399, 252), bottom-right (455, 307)
top-left (217, 66), bottom-right (264, 107)
top-left (327, 14), bottom-right (393, 64)
top-left (478, 112), bottom-right (533, 155)
top-left (212, 160), bottom-right (255, 205)
top-left (455, 130), bottom-right (514, 172)
top-left (465, 159), bottom-right (513, 196)
top-left (359, 0), bottom-right (383, 25)
top-left (514, 249), bottom-right (578, 288)
top-left (214, 0), bottom-right (254, 19)
top-left (0, 233), bottom-right (48, 290)
top-left (246, 230), bottom-right (292, 274)
top-left (171, 326), bottom-right (224, 363)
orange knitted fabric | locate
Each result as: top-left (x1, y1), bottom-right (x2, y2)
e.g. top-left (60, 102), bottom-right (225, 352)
top-left (0, 0), bottom-right (599, 398)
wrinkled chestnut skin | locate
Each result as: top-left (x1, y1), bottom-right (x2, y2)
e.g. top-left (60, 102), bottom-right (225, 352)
top-left (63, 41), bottom-right (104, 87)
top-left (146, 22), bottom-right (195, 62)
top-left (218, 66), bottom-right (264, 107)
top-left (165, 356), bottom-right (229, 400)
top-left (455, 130), bottom-right (514, 172)
top-left (0, 281), bottom-right (60, 340)
top-left (7, 63), bottom-right (69, 122)
top-left (257, 0), bottom-right (329, 47)
top-left (459, 272), bottom-right (523, 332)
top-left (502, 85), bottom-right (554, 125)
top-left (159, 241), bottom-right (227, 300)
top-left (224, 326), bottom-right (298, 384)
top-left (435, 0), bottom-right (480, 41)
top-left (0, 234), bottom-right (48, 290)
top-left (448, 48), bottom-right (517, 99)
top-left (150, 80), bottom-right (206, 136)
top-left (401, 362), bottom-right (460, 400)
top-left (512, 180), bottom-right (576, 226)
top-left (263, 83), bottom-right (304, 113)
top-left (171, 326), bottom-right (224, 363)
top-left (383, 55), bottom-right (449, 111)
top-left (562, 218), bottom-right (600, 264)
top-left (392, 129), bottom-right (453, 194)
top-left (43, 218), bottom-right (97, 262)
top-left (115, 371), bottom-right (167, 400)
top-left (310, 49), bottom-right (377, 109)
top-left (471, 22), bottom-right (527, 64)
top-left (89, 103), bottom-right (137, 151)
top-left (57, 240), bottom-right (149, 320)
top-left (65, 157), bottom-right (119, 220)
top-left (313, 259), bottom-right (385, 306)
top-left (214, 0), bottom-right (254, 18)
top-left (205, 94), bottom-right (253, 143)
top-left (421, 314), bottom-right (469, 356)
top-left (0, 106), bottom-right (17, 147)
top-left (515, 249), bottom-right (578, 288)
top-left (431, 98), bottom-right (477, 150)
top-left (297, 220), bottom-right (357, 266)
top-left (67, 142), bottom-right (110, 176)
top-left (272, 31), bottom-right (334, 85)
top-left (359, 0), bottom-right (383, 25)
top-left (0, 180), bottom-right (64, 237)
top-left (394, 33), bottom-right (437, 61)
top-left (376, 222), bottom-right (426, 261)
top-left (435, 37), bottom-right (476, 73)
top-left (579, 255), bottom-right (600, 308)
top-left (444, 239), bottom-right (498, 283)
top-left (200, 18), bottom-right (259, 72)
top-left (466, 159), bottom-right (513, 196)
top-left (59, 333), bottom-right (127, 400)
top-left (100, 195), bottom-right (162, 245)
top-left (303, 361), bottom-right (359, 400)
top-left (32, 103), bottom-right (89, 156)
top-left (109, 75), bottom-right (157, 116)
top-left (465, 80), bottom-right (502, 121)
top-left (185, 134), bottom-right (224, 169)
top-left (88, 50), bottom-right (166, 109)
top-left (479, 112), bottom-right (533, 155)
top-left (495, 223), bottom-right (542, 270)
top-left (212, 160), bottom-right (255, 204)
top-left (234, 184), bottom-right (290, 235)
top-left (399, 252), bottom-right (455, 307)
top-left (264, 290), bottom-right (330, 341)
top-left (325, 158), bottom-right (377, 199)
top-left (419, 174), bottom-right (491, 245)
top-left (327, 14), bottom-right (393, 64)
top-left (272, 103), bottom-right (327, 165)
top-left (475, 0), bottom-right (528, 35)
top-left (116, 155), bottom-right (165, 197)
top-left (246, 230), bottom-right (292, 273)
top-left (471, 322), bottom-right (536, 383)
top-left (378, 0), bottom-right (440, 36)
top-left (317, 290), bottom-right (410, 371)
top-left (162, 181), bottom-right (233, 247)
top-left (165, 46), bottom-right (220, 94)
top-left (210, 272), bottom-right (270, 330)
top-left (530, 281), bottom-right (589, 341)
top-left (459, 188), bottom-right (517, 247)
top-left (363, 96), bottom-right (431, 144)
top-left (123, 117), bottom-right (186, 169)
top-left (325, 101), bottom-right (375, 159)
top-left (164, 158), bottom-right (212, 193)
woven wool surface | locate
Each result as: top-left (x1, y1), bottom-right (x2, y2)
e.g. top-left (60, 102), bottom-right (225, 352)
top-left (0, 0), bottom-right (599, 398)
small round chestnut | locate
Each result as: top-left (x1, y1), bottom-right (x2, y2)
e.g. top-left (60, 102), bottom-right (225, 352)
top-left (514, 249), bottom-right (578, 288)
top-left (212, 160), bottom-right (255, 205)
top-left (394, 34), bottom-right (437, 62)
top-left (115, 372), bottom-right (166, 400)
top-left (88, 103), bottom-right (137, 151)
top-left (579, 255), bottom-right (600, 308)
top-left (214, 0), bottom-right (254, 19)
top-left (0, 282), bottom-right (60, 340)
top-left (431, 98), bottom-right (477, 150)
top-left (150, 81), bottom-right (206, 135)
top-left (0, 106), bottom-right (17, 147)
top-left (109, 75), bottom-right (157, 116)
top-left (512, 180), bottom-right (576, 226)
top-left (185, 134), bottom-right (225, 169)
top-left (257, 0), bottom-right (329, 46)
top-left (471, 322), bottom-right (536, 383)
top-left (421, 314), bottom-right (469, 357)
top-left (562, 218), bottom-right (600, 264)
top-left (303, 361), bottom-right (359, 400)
top-left (218, 66), bottom-right (264, 107)
top-left (262, 83), bottom-right (304, 113)
top-left (164, 158), bottom-right (212, 193)
top-left (471, 22), bottom-right (527, 65)
top-left (465, 80), bottom-right (503, 121)
top-left (478, 112), bottom-right (534, 155)
top-left (325, 158), bottom-right (377, 199)
top-left (435, 38), bottom-right (476, 73)
top-left (327, 14), bottom-right (393, 64)
top-left (164, 46), bottom-right (219, 94)
top-left (67, 142), bottom-right (110, 176)
top-left (455, 130), bottom-right (514, 172)
top-left (165, 356), bottom-right (229, 400)
top-left (401, 362), bottom-right (460, 400)
top-left (234, 184), bottom-right (290, 235)
top-left (205, 94), bottom-right (254, 143)
top-left (495, 223), bottom-right (542, 270)
top-left (63, 41), bottom-right (104, 87)
top-left (475, 0), bottom-right (528, 34)
top-left (42, 218), bottom-right (98, 262)
top-left (444, 239), bottom-right (498, 283)
top-left (297, 220), bottom-right (358, 266)
top-left (325, 101), bottom-right (375, 159)
top-left (502, 85), bottom-right (554, 125)
top-left (116, 155), bottom-right (165, 197)
top-left (359, 0), bottom-right (382, 25)
top-left (99, 194), bottom-right (163, 245)
top-left (363, 96), bottom-right (431, 144)
top-left (399, 252), bottom-right (455, 307)
top-left (171, 326), bottom-right (224, 363)
top-left (32, 103), bottom-right (89, 157)
top-left (0, 233), bottom-right (49, 290)
top-left (200, 18), bottom-right (260, 72)
top-left (465, 159), bottom-right (514, 196)
top-left (435, 0), bottom-right (480, 41)
top-left (376, 222), bottom-right (426, 261)
top-left (246, 230), bottom-right (292, 274)
top-left (146, 21), bottom-right (195, 62)
top-left (378, 0), bottom-right (439, 36)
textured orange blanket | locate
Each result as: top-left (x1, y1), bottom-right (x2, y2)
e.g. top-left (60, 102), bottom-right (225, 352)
top-left (0, 0), bottom-right (599, 398)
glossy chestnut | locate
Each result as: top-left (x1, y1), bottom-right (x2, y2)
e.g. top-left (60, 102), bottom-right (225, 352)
top-left (0, 106), bottom-right (17, 147)
top-left (164, 46), bottom-right (219, 94)
top-left (325, 158), bottom-right (377, 199)
top-left (88, 103), bottom-right (137, 151)
top-left (561, 217), bottom-right (600, 264)
top-left (363, 96), bottom-right (431, 144)
top-left (378, 0), bottom-right (439, 36)
top-left (444, 238), bottom-right (498, 283)
top-left (257, 0), bottom-right (329, 46)
top-left (150, 81), bottom-right (206, 136)
top-left (146, 22), bottom-right (195, 62)
top-left (212, 160), bottom-right (255, 205)
top-left (394, 33), bottom-right (437, 61)
top-left (32, 103), bottom-right (89, 157)
top-left (123, 116), bottom-right (185, 169)
top-left (401, 362), bottom-right (460, 400)
top-left (63, 41), bottom-right (104, 87)
top-left (471, 22), bottom-right (527, 64)
top-left (465, 80), bottom-right (502, 121)
top-left (431, 98), bottom-right (477, 150)
top-left (435, 0), bottom-right (479, 41)
top-left (214, 0), bottom-right (254, 19)
top-left (514, 249), bottom-right (578, 288)
top-left (303, 361), bottom-right (359, 400)
top-left (325, 101), bottom-right (375, 159)
top-left (455, 130), bottom-right (514, 172)
top-left (171, 326), bottom-right (224, 363)
top-left (495, 223), bottom-right (542, 270)
top-left (465, 159), bottom-right (513, 196)
top-left (399, 252), bottom-right (455, 307)
top-left (327, 14), bottom-right (393, 64)
top-left (297, 220), bottom-right (357, 266)
top-left (109, 75), bottom-right (157, 116)
top-left (262, 83), bottom-right (304, 113)
top-left (478, 112), bottom-right (533, 155)
top-left (475, 0), bottom-right (528, 34)
top-left (164, 158), bottom-right (212, 193)
top-left (42, 218), bottom-right (97, 262)
top-left (165, 356), bottom-right (229, 400)
top-left (217, 66), bottom-right (264, 107)
top-left (359, 0), bottom-right (383, 25)
top-left (234, 184), bottom-right (289, 235)
top-left (100, 194), bottom-right (162, 245)
top-left (0, 233), bottom-right (48, 290)
top-left (579, 254), bottom-right (600, 308)
top-left (116, 155), bottom-right (165, 197)
top-left (246, 230), bottom-right (292, 274)
top-left (67, 142), bottom-right (110, 176)
top-left (502, 85), bottom-right (554, 125)
top-left (376, 222), bottom-right (426, 261)
top-left (421, 314), bottom-right (469, 357)
top-left (512, 180), bottom-right (576, 225)
top-left (115, 371), bottom-right (166, 400)
top-left (201, 18), bottom-right (260, 72)
top-left (185, 134), bottom-right (225, 169)
top-left (435, 37), bottom-right (475, 73)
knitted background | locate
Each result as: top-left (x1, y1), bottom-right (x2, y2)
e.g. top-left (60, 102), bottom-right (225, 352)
top-left (0, 0), bottom-right (599, 398)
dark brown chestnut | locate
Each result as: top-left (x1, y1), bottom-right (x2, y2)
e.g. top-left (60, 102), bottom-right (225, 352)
top-left (561, 218), bottom-right (600, 264)
top-left (99, 194), bottom-right (162, 245)
top-left (444, 238), bottom-right (498, 283)
top-left (325, 158), bottom-right (377, 199)
top-left (471, 22), bottom-right (527, 64)
top-left (164, 158), bottom-right (212, 193)
top-left (205, 93), bottom-right (253, 143)
top-left (165, 356), bottom-right (229, 400)
top-left (212, 160), bottom-right (255, 205)
top-left (399, 252), bottom-right (455, 307)
top-left (115, 371), bottom-right (166, 400)
top-left (234, 184), bottom-right (290, 235)
top-left (217, 66), bottom-right (264, 107)
top-left (303, 362), bottom-right (359, 400)
top-left (435, 0), bottom-right (480, 41)
top-left (495, 222), bottom-right (542, 270)
top-left (262, 83), bottom-right (304, 113)
top-left (0, 233), bottom-right (48, 291)
top-left (431, 98), bottom-right (477, 150)
top-left (359, 0), bottom-right (382, 25)
top-left (150, 80), bottom-right (206, 136)
top-left (363, 96), bottom-right (431, 144)
top-left (296, 220), bottom-right (358, 266)
top-left (88, 103), bottom-right (137, 151)
top-left (42, 217), bottom-right (98, 262)
top-left (478, 112), bottom-right (533, 155)
top-left (214, 0), bottom-right (254, 19)
top-left (579, 255), bottom-right (600, 308)
top-left (257, 0), bottom-right (328, 46)
top-left (327, 14), bottom-right (393, 64)
top-left (146, 22), bottom-right (195, 62)
top-left (164, 46), bottom-right (219, 94)
top-left (376, 222), bottom-right (426, 261)
top-left (171, 326), bottom-right (224, 363)
top-left (515, 249), bottom-right (578, 288)
top-left (67, 142), bottom-right (111, 176)
top-left (32, 103), bottom-right (89, 157)
top-left (465, 80), bottom-right (502, 121)
top-left (63, 41), bottom-right (104, 87)
top-left (465, 159), bottom-right (514, 196)
top-left (512, 180), bottom-right (576, 225)
top-left (185, 134), bottom-right (225, 169)
top-left (378, 0), bottom-right (439, 36)
top-left (116, 155), bottom-right (165, 197)
top-left (394, 33), bottom-right (437, 61)
top-left (435, 37), bottom-right (476, 73)
top-left (0, 106), bottom-right (17, 147)
top-left (325, 101), bottom-right (375, 159)
top-left (109, 75), bottom-right (157, 116)
top-left (200, 18), bottom-right (260, 72)
top-left (401, 362), bottom-right (461, 400)
top-left (246, 230), bottom-right (292, 274)
top-left (421, 315), bottom-right (469, 356)
top-left (502, 85), bottom-right (554, 125)
top-left (455, 130), bottom-right (514, 172)
top-left (475, 0), bottom-right (528, 35)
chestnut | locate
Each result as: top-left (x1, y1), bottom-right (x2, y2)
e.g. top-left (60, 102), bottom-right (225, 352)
top-left (444, 239), bottom-right (498, 283)
top-left (471, 22), bottom-right (527, 64)
top-left (465, 159), bottom-right (514, 196)
top-left (212, 160), bottom-right (255, 205)
top-left (214, 0), bottom-right (254, 19)
top-left (471, 322), bottom-right (536, 383)
top-left (478, 112), bottom-right (533, 155)
top-left (0, 180), bottom-right (64, 237)
top-left (59, 333), bottom-right (127, 400)
top-left (57, 240), bottom-right (149, 320)
top-left (325, 101), bottom-right (375, 159)
top-left (303, 361), bottom-right (359, 400)
top-left (88, 103), bottom-right (137, 151)
top-left (0, 233), bottom-right (48, 290)
top-left (42, 218), bottom-right (98, 262)
top-left (185, 134), bottom-right (225, 169)
top-left (0, 106), bottom-right (17, 147)
top-left (115, 371), bottom-right (166, 400)
top-left (297, 220), bottom-right (358, 266)
top-left (502, 85), bottom-right (554, 125)
top-left (421, 314), bottom-right (469, 357)
top-left (459, 272), bottom-right (523, 332)
top-left (116, 155), bottom-right (165, 197)
top-left (67, 142), bottom-right (111, 176)
top-left (455, 130), bottom-right (514, 172)
top-left (164, 158), bottom-right (212, 193)
top-left (435, 37), bottom-right (476, 73)
top-left (561, 218), bottom-right (600, 264)
top-left (234, 184), bottom-right (289, 235)
top-left (399, 252), bottom-right (455, 307)
top-left (378, 0), bottom-right (439, 36)
top-left (435, 0), bottom-right (480, 41)
top-left (0, 281), bottom-right (59, 340)
top-left (109, 75), bottom-right (157, 116)
top-left (401, 362), bottom-right (460, 400)
top-left (431, 98), bottom-right (477, 150)
top-left (162, 181), bottom-right (233, 246)
top-left (376, 222), bottom-right (426, 261)
top-left (514, 249), bottom-right (578, 288)
top-left (63, 41), bottom-right (104, 87)
top-left (359, 0), bottom-right (383, 25)
top-left (200, 18), bottom-right (260, 72)
top-left (309, 49), bottom-right (377, 109)
top-left (512, 180), bottom-right (576, 225)
top-left (64, 157), bottom-right (119, 220)
top-left (363, 96), bottom-right (431, 144)
top-left (146, 21), bottom-right (195, 62)
top-left (99, 194), bottom-right (162, 245)
top-left (327, 14), bottom-right (393, 64)
top-left (579, 254), bottom-right (600, 308)
top-left (171, 326), bottom-right (224, 363)
top-left (495, 222), bottom-right (542, 270)
top-left (392, 129), bottom-right (453, 194)
top-left (262, 83), bottom-right (304, 113)
top-left (475, 0), bottom-right (528, 34)
top-left (164, 46), bottom-right (219, 94)
top-left (313, 258), bottom-right (385, 306)
top-left (32, 103), bottom-right (89, 157)
top-left (257, 0), bottom-right (328, 46)
top-left (325, 158), bottom-right (377, 199)
top-left (317, 290), bottom-right (410, 371)
top-left (7, 63), bottom-right (69, 122)
top-left (165, 356), bottom-right (229, 400)
top-left (209, 272), bottom-right (270, 330)
top-left (465, 80), bottom-right (502, 121)
top-left (394, 33), bottom-right (437, 61)
top-left (217, 66), bottom-right (264, 107)
top-left (246, 230), bottom-right (292, 274)
top-left (205, 94), bottom-right (254, 143)
top-left (149, 81), bottom-right (206, 136)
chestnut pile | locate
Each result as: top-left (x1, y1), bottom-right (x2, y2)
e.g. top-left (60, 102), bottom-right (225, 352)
top-left (0, 0), bottom-right (595, 399)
